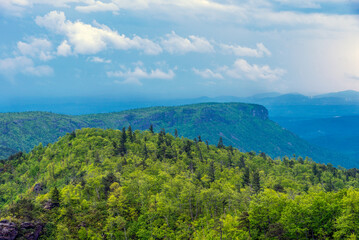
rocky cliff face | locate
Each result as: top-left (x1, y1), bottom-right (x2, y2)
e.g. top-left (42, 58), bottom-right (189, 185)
top-left (0, 220), bottom-right (43, 240)
top-left (251, 105), bottom-right (268, 120)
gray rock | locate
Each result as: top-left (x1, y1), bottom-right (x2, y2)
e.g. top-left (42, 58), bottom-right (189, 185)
top-left (0, 220), bottom-right (18, 240)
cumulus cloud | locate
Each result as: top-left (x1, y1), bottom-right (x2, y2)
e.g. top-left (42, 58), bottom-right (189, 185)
top-left (88, 56), bottom-right (111, 63)
top-left (220, 43), bottom-right (271, 57)
top-left (57, 40), bottom-right (73, 56)
top-left (193, 68), bottom-right (223, 79)
top-left (17, 38), bottom-right (53, 61)
top-left (161, 31), bottom-right (214, 54)
top-left (35, 11), bottom-right (162, 55)
top-left (224, 59), bottom-right (286, 81)
top-left (0, 56), bottom-right (53, 77)
top-left (107, 66), bottom-right (175, 85)
top-left (194, 59), bottom-right (285, 82)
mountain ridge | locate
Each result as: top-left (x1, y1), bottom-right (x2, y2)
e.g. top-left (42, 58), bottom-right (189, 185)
top-left (0, 102), bottom-right (354, 167)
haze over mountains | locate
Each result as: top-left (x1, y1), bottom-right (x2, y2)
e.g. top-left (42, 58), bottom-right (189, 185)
top-left (1, 90), bottom-right (358, 115)
top-left (1, 90), bottom-right (358, 165)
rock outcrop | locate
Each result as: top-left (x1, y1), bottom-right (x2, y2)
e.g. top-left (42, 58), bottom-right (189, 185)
top-left (20, 222), bottom-right (43, 240)
top-left (0, 220), bottom-right (17, 240)
top-left (0, 220), bottom-right (43, 240)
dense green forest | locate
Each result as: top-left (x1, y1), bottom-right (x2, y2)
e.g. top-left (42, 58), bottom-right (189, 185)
top-left (0, 102), bottom-right (351, 167)
top-left (1, 128), bottom-right (359, 239)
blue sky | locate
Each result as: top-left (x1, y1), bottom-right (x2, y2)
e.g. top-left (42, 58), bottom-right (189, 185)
top-left (0, 0), bottom-right (359, 100)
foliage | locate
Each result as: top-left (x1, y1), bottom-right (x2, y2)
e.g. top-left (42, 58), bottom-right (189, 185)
top-left (1, 128), bottom-right (359, 239)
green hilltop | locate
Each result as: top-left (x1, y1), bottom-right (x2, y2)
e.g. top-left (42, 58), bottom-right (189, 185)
top-left (0, 102), bottom-right (352, 167)
top-left (1, 128), bottom-right (359, 239)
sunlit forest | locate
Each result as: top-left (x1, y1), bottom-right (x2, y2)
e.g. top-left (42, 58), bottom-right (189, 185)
top-left (1, 128), bottom-right (359, 239)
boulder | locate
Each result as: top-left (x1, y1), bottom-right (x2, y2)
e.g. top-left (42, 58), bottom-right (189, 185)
top-left (0, 220), bottom-right (18, 240)
top-left (33, 184), bottom-right (42, 194)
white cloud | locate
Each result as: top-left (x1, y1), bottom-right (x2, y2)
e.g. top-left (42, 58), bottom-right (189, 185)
top-left (161, 31), bottom-right (214, 54)
top-left (1, 0), bottom-right (237, 15)
top-left (251, 10), bottom-right (359, 31)
top-left (2, 0), bottom-right (359, 34)
top-left (35, 11), bottom-right (162, 55)
top-left (107, 66), bottom-right (175, 85)
top-left (220, 43), bottom-right (271, 57)
top-left (75, 1), bottom-right (119, 13)
top-left (76, 0), bottom-right (236, 13)
top-left (0, 56), bottom-right (53, 77)
top-left (223, 59), bottom-right (286, 81)
top-left (193, 59), bottom-right (285, 82)
top-left (0, 0), bottom-right (29, 16)
top-left (17, 38), bottom-right (53, 61)
top-left (272, 0), bottom-right (347, 9)
top-left (57, 40), bottom-right (73, 56)
top-left (88, 56), bottom-right (111, 63)
top-left (193, 68), bottom-right (223, 79)
top-left (0, 0), bottom-right (85, 16)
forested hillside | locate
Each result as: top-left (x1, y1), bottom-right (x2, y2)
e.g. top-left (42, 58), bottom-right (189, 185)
top-left (0, 102), bottom-right (351, 167)
top-left (1, 128), bottom-right (359, 239)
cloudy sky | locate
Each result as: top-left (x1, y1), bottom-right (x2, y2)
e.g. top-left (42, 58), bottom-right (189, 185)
top-left (1, 0), bottom-right (359, 99)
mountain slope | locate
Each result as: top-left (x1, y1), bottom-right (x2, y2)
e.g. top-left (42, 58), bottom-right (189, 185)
top-left (1, 128), bottom-right (359, 239)
top-left (0, 102), bottom-right (352, 167)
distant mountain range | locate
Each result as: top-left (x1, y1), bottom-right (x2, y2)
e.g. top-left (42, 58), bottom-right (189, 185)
top-left (1, 90), bottom-right (358, 115)
top-left (0, 102), bottom-right (352, 167)
top-left (207, 90), bottom-right (359, 106)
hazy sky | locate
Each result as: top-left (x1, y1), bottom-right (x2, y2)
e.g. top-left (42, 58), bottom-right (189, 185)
top-left (1, 0), bottom-right (359, 99)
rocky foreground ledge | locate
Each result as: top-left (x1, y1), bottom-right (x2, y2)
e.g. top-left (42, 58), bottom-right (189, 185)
top-left (0, 220), bottom-right (43, 240)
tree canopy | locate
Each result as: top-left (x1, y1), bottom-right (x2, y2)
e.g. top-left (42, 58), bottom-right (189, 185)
top-left (0, 128), bottom-right (359, 239)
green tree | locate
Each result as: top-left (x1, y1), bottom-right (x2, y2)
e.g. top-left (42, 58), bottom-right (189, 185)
top-left (243, 167), bottom-right (250, 187)
top-left (119, 127), bottom-right (127, 156)
top-left (127, 125), bottom-right (134, 142)
top-left (209, 161), bottom-right (215, 182)
top-left (252, 170), bottom-right (261, 193)
top-left (217, 137), bottom-right (224, 149)
top-left (50, 186), bottom-right (61, 207)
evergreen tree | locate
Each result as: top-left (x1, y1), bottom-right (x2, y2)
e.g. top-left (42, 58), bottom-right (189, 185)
top-left (183, 140), bottom-right (192, 159)
top-left (140, 143), bottom-right (148, 169)
top-left (228, 145), bottom-right (233, 153)
top-left (209, 161), bottom-right (215, 182)
top-left (252, 170), bottom-right (261, 193)
top-left (198, 135), bottom-right (202, 142)
top-left (217, 137), bottom-right (224, 149)
top-left (50, 187), bottom-right (60, 207)
top-left (119, 127), bottom-right (127, 156)
top-left (127, 125), bottom-right (134, 142)
top-left (102, 172), bottom-right (117, 197)
top-left (69, 130), bottom-right (76, 140)
top-left (239, 156), bottom-right (246, 169)
top-left (143, 143), bottom-right (148, 160)
top-left (174, 129), bottom-right (178, 138)
top-left (156, 129), bottom-right (166, 161)
top-left (149, 124), bottom-right (154, 133)
top-left (243, 167), bottom-right (250, 186)
top-left (228, 151), bottom-right (233, 168)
